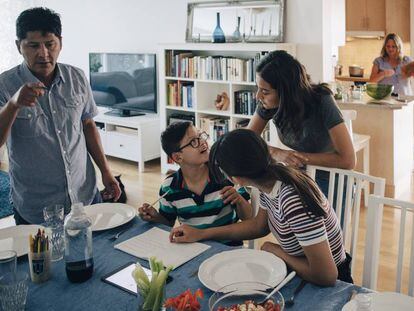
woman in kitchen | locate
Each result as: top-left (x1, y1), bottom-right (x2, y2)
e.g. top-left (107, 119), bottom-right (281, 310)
top-left (369, 33), bottom-right (413, 96)
top-left (246, 50), bottom-right (356, 197)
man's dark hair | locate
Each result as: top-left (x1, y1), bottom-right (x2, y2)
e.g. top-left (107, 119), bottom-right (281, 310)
top-left (16, 7), bottom-right (62, 40)
top-left (161, 121), bottom-right (192, 157)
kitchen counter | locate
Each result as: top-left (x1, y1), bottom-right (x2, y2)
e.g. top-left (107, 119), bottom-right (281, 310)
top-left (335, 75), bottom-right (370, 83)
top-left (337, 97), bottom-right (413, 198)
top-left (337, 95), bottom-right (409, 109)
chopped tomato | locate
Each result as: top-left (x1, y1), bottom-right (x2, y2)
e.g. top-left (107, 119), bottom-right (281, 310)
top-left (164, 289), bottom-right (203, 311)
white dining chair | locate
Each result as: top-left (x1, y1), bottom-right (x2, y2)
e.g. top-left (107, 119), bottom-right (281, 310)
top-left (247, 187), bottom-right (261, 249)
top-left (341, 109), bottom-right (371, 206)
top-left (306, 165), bottom-right (385, 272)
top-left (363, 195), bottom-right (414, 296)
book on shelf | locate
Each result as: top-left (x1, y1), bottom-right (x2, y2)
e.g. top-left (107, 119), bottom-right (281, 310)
top-left (234, 90), bottom-right (257, 115)
top-left (168, 113), bottom-right (195, 125)
top-left (165, 51), bottom-right (269, 82)
top-left (199, 116), bottom-right (229, 142)
top-left (167, 81), bottom-right (194, 108)
top-left (262, 125), bottom-right (271, 142)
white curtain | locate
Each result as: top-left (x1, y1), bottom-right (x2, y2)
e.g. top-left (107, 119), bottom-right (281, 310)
top-left (0, 0), bottom-right (43, 73)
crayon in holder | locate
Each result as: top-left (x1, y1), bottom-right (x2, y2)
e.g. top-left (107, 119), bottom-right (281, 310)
top-left (29, 249), bottom-right (51, 283)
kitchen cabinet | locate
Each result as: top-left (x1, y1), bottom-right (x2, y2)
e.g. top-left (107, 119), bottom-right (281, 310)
top-left (385, 0), bottom-right (410, 41)
top-left (346, 0), bottom-right (385, 32)
top-left (346, 0), bottom-right (410, 41)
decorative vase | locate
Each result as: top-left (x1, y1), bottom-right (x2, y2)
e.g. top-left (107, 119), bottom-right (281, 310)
top-left (212, 12), bottom-right (225, 43)
top-left (232, 16), bottom-right (241, 41)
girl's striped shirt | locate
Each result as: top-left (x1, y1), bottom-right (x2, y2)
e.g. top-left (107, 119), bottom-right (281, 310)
top-left (260, 181), bottom-right (346, 266)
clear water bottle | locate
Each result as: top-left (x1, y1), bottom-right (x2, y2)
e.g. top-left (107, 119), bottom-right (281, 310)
top-left (64, 203), bottom-right (94, 283)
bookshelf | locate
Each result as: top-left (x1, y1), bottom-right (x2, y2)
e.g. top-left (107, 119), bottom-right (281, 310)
top-left (158, 43), bottom-right (296, 173)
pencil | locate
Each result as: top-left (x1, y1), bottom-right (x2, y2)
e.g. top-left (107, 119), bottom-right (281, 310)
top-left (149, 190), bottom-right (170, 208)
top-left (29, 234), bottom-right (33, 253)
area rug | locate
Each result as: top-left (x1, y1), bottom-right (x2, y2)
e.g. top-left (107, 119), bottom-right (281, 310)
top-left (0, 170), bottom-right (12, 218)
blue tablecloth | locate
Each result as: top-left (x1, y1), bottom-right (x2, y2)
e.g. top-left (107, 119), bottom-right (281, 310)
top-left (17, 218), bottom-right (370, 310)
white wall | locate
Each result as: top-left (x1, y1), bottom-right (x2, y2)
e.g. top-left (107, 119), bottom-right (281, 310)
top-left (4, 0), bottom-right (343, 83)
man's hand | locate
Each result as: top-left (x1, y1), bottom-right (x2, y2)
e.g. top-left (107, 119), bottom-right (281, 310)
top-left (101, 172), bottom-right (121, 202)
top-left (138, 203), bottom-right (160, 222)
top-left (10, 82), bottom-right (46, 108)
top-left (169, 224), bottom-right (204, 243)
top-left (221, 186), bottom-right (243, 205)
top-left (270, 147), bottom-right (309, 168)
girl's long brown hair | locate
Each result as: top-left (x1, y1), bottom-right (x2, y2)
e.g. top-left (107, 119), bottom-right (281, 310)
top-left (209, 129), bottom-right (326, 217)
top-left (256, 50), bottom-right (332, 140)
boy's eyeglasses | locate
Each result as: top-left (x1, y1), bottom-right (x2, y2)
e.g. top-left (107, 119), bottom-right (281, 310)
top-left (176, 132), bottom-right (209, 152)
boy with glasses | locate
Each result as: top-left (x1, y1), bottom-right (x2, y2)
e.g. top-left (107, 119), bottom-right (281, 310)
top-left (138, 121), bottom-right (252, 245)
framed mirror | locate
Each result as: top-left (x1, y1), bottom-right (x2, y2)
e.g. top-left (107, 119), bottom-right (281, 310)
top-left (186, 0), bottom-right (285, 43)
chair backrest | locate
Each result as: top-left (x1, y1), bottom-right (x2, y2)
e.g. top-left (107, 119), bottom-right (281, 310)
top-left (247, 187), bottom-right (261, 249)
top-left (306, 165), bottom-right (385, 272)
top-left (341, 109), bottom-right (357, 138)
top-left (363, 195), bottom-right (414, 296)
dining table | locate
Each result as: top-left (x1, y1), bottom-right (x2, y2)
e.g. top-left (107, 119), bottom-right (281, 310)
top-left (14, 217), bottom-right (370, 310)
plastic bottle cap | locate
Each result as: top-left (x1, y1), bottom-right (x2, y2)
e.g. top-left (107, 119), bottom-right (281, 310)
top-left (71, 203), bottom-right (84, 215)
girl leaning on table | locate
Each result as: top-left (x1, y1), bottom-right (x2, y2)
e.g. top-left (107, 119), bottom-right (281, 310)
top-left (170, 129), bottom-right (353, 287)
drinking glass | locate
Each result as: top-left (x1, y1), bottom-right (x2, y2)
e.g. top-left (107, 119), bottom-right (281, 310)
top-left (0, 250), bottom-right (17, 279)
top-left (0, 271), bottom-right (29, 311)
top-left (43, 204), bottom-right (65, 261)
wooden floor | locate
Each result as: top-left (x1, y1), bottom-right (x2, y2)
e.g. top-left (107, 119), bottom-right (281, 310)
top-left (1, 156), bottom-right (414, 294)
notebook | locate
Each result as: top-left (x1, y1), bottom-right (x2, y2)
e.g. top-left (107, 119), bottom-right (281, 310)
top-left (114, 227), bottom-right (210, 269)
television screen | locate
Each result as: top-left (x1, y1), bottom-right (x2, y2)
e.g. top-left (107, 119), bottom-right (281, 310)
top-left (89, 53), bottom-right (157, 117)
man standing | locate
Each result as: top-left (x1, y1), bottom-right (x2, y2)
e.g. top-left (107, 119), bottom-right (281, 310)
top-left (0, 7), bottom-right (121, 224)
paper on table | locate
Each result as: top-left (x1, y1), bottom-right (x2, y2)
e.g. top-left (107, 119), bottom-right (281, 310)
top-left (114, 227), bottom-right (210, 269)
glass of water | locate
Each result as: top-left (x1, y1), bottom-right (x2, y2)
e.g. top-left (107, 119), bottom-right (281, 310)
top-left (0, 271), bottom-right (29, 311)
top-left (43, 204), bottom-right (65, 261)
top-left (0, 250), bottom-right (17, 279)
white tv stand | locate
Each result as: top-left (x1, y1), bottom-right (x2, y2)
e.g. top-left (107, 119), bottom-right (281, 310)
top-left (94, 107), bottom-right (160, 172)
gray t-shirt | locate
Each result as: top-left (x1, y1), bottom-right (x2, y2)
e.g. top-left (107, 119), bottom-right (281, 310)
top-left (256, 94), bottom-right (343, 153)
top-left (0, 62), bottom-right (99, 223)
top-left (373, 56), bottom-right (413, 96)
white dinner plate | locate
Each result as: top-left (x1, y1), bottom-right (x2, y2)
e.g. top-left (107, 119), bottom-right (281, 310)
top-left (84, 203), bottom-right (136, 231)
top-left (0, 225), bottom-right (45, 256)
top-left (342, 292), bottom-right (414, 311)
top-left (198, 249), bottom-right (287, 292)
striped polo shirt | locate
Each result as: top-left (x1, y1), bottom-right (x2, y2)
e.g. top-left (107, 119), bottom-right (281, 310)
top-left (158, 169), bottom-right (250, 229)
top-left (260, 181), bottom-right (346, 266)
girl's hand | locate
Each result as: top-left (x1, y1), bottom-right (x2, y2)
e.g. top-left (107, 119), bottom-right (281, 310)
top-left (169, 224), bottom-right (203, 243)
top-left (270, 148), bottom-right (309, 167)
top-left (221, 186), bottom-right (243, 205)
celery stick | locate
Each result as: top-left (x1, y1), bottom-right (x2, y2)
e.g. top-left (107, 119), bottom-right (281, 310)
top-left (136, 279), bottom-right (149, 297)
top-left (156, 260), bottom-right (164, 273)
top-left (149, 257), bottom-right (156, 273)
top-left (152, 270), bottom-right (168, 311)
top-left (132, 262), bottom-right (150, 286)
top-left (143, 271), bottom-right (159, 310)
